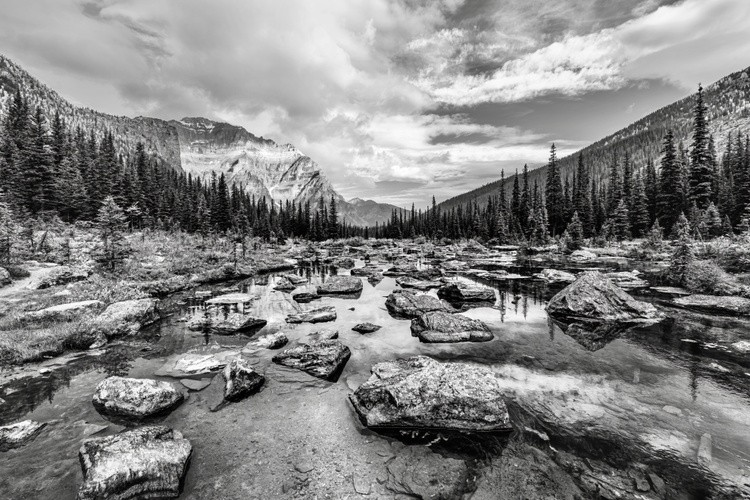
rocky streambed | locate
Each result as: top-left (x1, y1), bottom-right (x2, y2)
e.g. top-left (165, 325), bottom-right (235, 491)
top-left (1, 245), bottom-right (749, 499)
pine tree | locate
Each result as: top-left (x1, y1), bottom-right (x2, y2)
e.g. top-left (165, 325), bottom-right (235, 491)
top-left (24, 107), bottom-right (53, 213)
top-left (565, 211), bottom-right (584, 251)
top-left (545, 144), bottom-right (565, 236)
top-left (96, 196), bottom-right (128, 270)
top-left (689, 84), bottom-right (713, 209)
top-left (657, 130), bottom-right (683, 233)
top-left (644, 157), bottom-right (658, 225)
top-left (328, 195), bottom-right (338, 239)
top-left (630, 172), bottom-right (650, 238)
top-left (0, 201), bottom-right (18, 264)
top-left (611, 199), bottom-right (631, 241)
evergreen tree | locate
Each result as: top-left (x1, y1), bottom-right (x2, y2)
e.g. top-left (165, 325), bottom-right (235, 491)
top-left (565, 211), bottom-right (584, 251)
top-left (630, 172), bottom-right (650, 237)
top-left (689, 84), bottom-right (713, 209)
top-left (644, 157), bottom-right (658, 225)
top-left (657, 130), bottom-right (683, 233)
top-left (545, 144), bottom-right (565, 236)
top-left (611, 199), bottom-right (631, 241)
top-left (96, 196), bottom-right (128, 270)
top-left (328, 195), bottom-right (338, 239)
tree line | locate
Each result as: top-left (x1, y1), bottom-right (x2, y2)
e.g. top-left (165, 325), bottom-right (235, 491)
top-left (375, 85), bottom-right (750, 244)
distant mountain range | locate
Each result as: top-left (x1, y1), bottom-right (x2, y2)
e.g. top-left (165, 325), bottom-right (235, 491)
top-left (439, 65), bottom-right (750, 212)
top-left (0, 55), bottom-right (400, 227)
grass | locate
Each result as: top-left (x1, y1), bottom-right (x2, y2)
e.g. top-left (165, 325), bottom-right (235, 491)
top-left (0, 321), bottom-right (91, 364)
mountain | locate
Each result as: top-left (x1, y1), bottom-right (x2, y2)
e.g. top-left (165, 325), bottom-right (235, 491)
top-left (439, 65), bottom-right (750, 212)
top-left (0, 55), bottom-right (397, 226)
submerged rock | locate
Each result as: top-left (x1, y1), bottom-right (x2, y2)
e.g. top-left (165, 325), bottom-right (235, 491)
top-left (386, 445), bottom-right (471, 499)
top-left (437, 282), bottom-right (496, 303)
top-left (410, 311), bottom-right (493, 343)
top-left (92, 376), bottom-right (184, 420)
top-left (272, 340), bottom-right (351, 381)
top-left (546, 271), bottom-right (663, 323)
top-left (187, 312), bottom-right (267, 334)
top-left (553, 320), bottom-right (633, 351)
top-left (156, 349), bottom-right (240, 378)
top-left (242, 332), bottom-right (288, 350)
top-left (89, 298), bottom-right (160, 338)
top-left (292, 292), bottom-right (321, 303)
top-left (222, 359), bottom-right (265, 402)
top-left (352, 322), bottom-right (381, 334)
top-left (0, 420), bottom-right (46, 451)
top-left (385, 290), bottom-right (453, 319)
top-left (77, 426), bottom-right (192, 500)
top-left (308, 329), bottom-right (339, 341)
top-left (317, 275), bottom-right (363, 295)
top-left (286, 306), bottom-right (337, 324)
top-left (350, 356), bottom-right (512, 431)
top-left (672, 294), bottom-right (750, 316)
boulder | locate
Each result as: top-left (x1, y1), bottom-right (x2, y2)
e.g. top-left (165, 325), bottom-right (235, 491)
top-left (351, 265), bottom-right (382, 277)
top-left (187, 312), bottom-right (266, 334)
top-left (272, 340), bottom-right (351, 381)
top-left (205, 293), bottom-right (255, 306)
top-left (23, 300), bottom-right (104, 322)
top-left (155, 349), bottom-right (240, 378)
top-left (570, 249), bottom-right (596, 261)
top-left (440, 260), bottom-right (469, 272)
top-left (385, 445), bottom-right (470, 499)
top-left (292, 292), bottom-right (321, 303)
top-left (0, 420), bottom-right (46, 451)
top-left (534, 269), bottom-right (576, 284)
top-left (333, 257), bottom-right (355, 269)
top-left (282, 274), bottom-right (308, 285)
top-left (77, 426), bottom-right (192, 500)
top-left (672, 294), bottom-right (750, 316)
top-left (410, 311), bottom-right (493, 343)
top-left (242, 332), bottom-right (288, 351)
top-left (385, 290), bottom-right (453, 319)
top-left (308, 329), bottom-right (339, 341)
top-left (352, 322), bottom-right (381, 334)
top-left (395, 276), bottom-right (442, 290)
top-left (438, 282), bottom-right (496, 303)
top-left (273, 277), bottom-right (297, 291)
top-left (92, 376), bottom-right (184, 420)
top-left (603, 271), bottom-right (649, 290)
top-left (286, 306), bottom-right (337, 324)
top-left (383, 264), bottom-right (419, 277)
top-left (350, 356), bottom-right (512, 431)
top-left (34, 266), bottom-right (90, 289)
top-left (317, 276), bottom-right (363, 295)
top-left (222, 359), bottom-right (265, 402)
top-left (0, 267), bottom-right (11, 287)
top-left (546, 271), bottom-right (663, 323)
top-left (89, 298), bottom-right (160, 338)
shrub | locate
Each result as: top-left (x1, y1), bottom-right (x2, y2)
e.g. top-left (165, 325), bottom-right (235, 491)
top-left (683, 260), bottom-right (745, 296)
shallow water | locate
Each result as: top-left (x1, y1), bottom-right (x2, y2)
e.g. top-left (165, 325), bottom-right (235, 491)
top-left (1, 256), bottom-right (749, 499)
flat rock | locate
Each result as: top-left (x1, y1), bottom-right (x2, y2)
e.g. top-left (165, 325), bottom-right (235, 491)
top-left (222, 359), bottom-right (265, 402)
top-left (242, 332), bottom-right (289, 350)
top-left (205, 293), bottom-right (255, 305)
top-left (603, 271), bottom-right (649, 289)
top-left (534, 268), bottom-right (576, 284)
top-left (272, 340), bottom-right (351, 381)
top-left (547, 271), bottom-right (664, 322)
top-left (383, 264), bottom-right (418, 277)
top-left (352, 322), bottom-right (381, 334)
top-left (286, 306), bottom-right (337, 324)
top-left (187, 311), bottom-right (266, 334)
top-left (351, 265), bottom-right (382, 277)
top-left (282, 274), bottom-right (308, 285)
top-left (437, 282), bottom-right (496, 303)
top-left (0, 420), bottom-right (46, 451)
top-left (89, 298), bottom-right (160, 338)
top-left (155, 349), bottom-right (240, 378)
top-left (179, 378), bottom-right (212, 391)
top-left (410, 311), bottom-right (493, 343)
top-left (673, 294), bottom-right (750, 316)
top-left (77, 426), bottom-right (192, 500)
top-left (570, 249), bottom-right (596, 261)
top-left (651, 286), bottom-right (691, 297)
top-left (317, 275), bottom-right (363, 295)
top-left (395, 276), bottom-right (442, 290)
top-left (350, 356), bottom-right (512, 431)
top-left (93, 376), bottom-right (184, 420)
top-left (385, 290), bottom-right (453, 319)
top-left (291, 292), bottom-right (320, 303)
top-left (23, 300), bottom-right (104, 322)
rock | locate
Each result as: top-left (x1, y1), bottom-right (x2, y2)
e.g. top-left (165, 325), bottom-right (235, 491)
top-left (272, 340), bottom-right (351, 381)
top-left (547, 271), bottom-right (664, 322)
top-left (179, 378), bottom-right (212, 391)
top-left (673, 294), bottom-right (750, 316)
top-left (317, 275), bottom-right (363, 295)
top-left (23, 300), bottom-right (104, 322)
top-left (385, 290), bottom-right (453, 319)
top-left (350, 356), bottom-right (512, 431)
top-left (648, 473), bottom-right (666, 496)
top-left (89, 298), bottom-right (160, 338)
top-left (553, 320), bottom-right (632, 351)
top-left (0, 267), bottom-right (11, 287)
top-left (77, 426), bottom-right (192, 500)
top-left (352, 475), bottom-right (372, 495)
top-left (385, 445), bottom-right (470, 499)
top-left (697, 433), bottom-right (712, 465)
top-left (570, 249), bottom-right (596, 261)
top-left (534, 268), bottom-right (576, 284)
top-left (156, 349), bottom-right (240, 377)
top-left (731, 340), bottom-right (750, 354)
top-left (603, 271), bottom-right (649, 289)
top-left (243, 332), bottom-right (289, 350)
top-left (92, 376), bottom-right (184, 420)
top-left (205, 293), bottom-right (255, 306)
top-left (0, 420), bottom-right (46, 451)
top-left (292, 292), bottom-right (321, 303)
top-left (437, 282), bottom-right (495, 303)
top-left (352, 322), bottom-right (381, 334)
top-left (383, 264), bottom-right (418, 277)
top-left (651, 286), bottom-right (691, 297)
top-left (351, 265), bottom-right (382, 277)
top-left (333, 257), bottom-right (355, 269)
top-left (34, 266), bottom-right (90, 289)
top-left (273, 277), bottom-right (297, 291)
top-left (410, 311), bottom-right (493, 343)
top-left (395, 276), bottom-right (442, 290)
top-left (286, 306), bottom-right (337, 324)
top-left (187, 311), bottom-right (267, 334)
top-left (222, 359), bottom-right (265, 402)
top-left (440, 260), bottom-right (469, 272)
top-left (308, 329), bottom-right (339, 341)
top-left (282, 273), bottom-right (308, 285)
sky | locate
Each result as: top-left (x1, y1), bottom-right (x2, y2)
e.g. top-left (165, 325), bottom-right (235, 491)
top-left (2, 0), bottom-right (750, 207)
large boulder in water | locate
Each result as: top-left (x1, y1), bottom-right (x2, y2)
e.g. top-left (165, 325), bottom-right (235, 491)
top-left (187, 311), bottom-right (266, 334)
top-left (349, 356), bottom-right (512, 432)
top-left (317, 275), bottom-right (363, 295)
top-left (438, 282), bottom-right (495, 303)
top-left (272, 340), bottom-right (351, 381)
top-left (92, 376), bottom-right (184, 420)
top-left (77, 426), bottom-right (192, 500)
top-left (222, 359), bottom-right (265, 402)
top-left (546, 271), bottom-right (663, 323)
top-left (89, 298), bottom-right (160, 338)
top-left (410, 311), bottom-right (493, 343)
top-left (385, 290), bottom-right (453, 319)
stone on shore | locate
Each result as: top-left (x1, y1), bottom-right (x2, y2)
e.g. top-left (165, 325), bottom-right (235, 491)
top-left (0, 420), bottom-right (46, 451)
top-left (222, 359), bottom-right (265, 402)
top-left (92, 376), bottom-right (184, 420)
top-left (286, 306), bottom-right (337, 324)
top-left (272, 340), bottom-right (351, 381)
top-left (317, 276), bottom-right (363, 295)
top-left (546, 271), bottom-right (663, 323)
top-left (77, 426), bottom-right (192, 500)
top-left (350, 356), bottom-right (512, 431)
top-left (385, 290), bottom-right (453, 319)
top-left (410, 311), bottom-right (493, 343)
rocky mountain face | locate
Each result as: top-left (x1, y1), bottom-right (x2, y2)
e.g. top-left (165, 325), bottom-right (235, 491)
top-left (439, 65), bottom-right (750, 212)
top-left (0, 55), bottom-right (398, 227)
